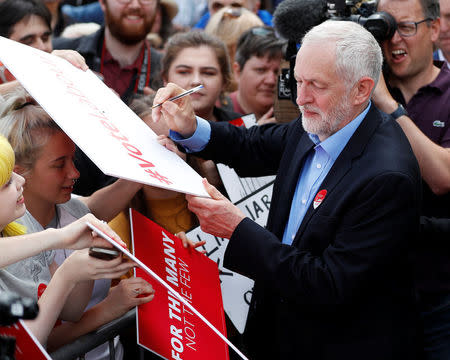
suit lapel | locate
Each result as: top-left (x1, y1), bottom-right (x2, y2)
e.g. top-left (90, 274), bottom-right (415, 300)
top-left (292, 106), bottom-right (383, 246)
top-left (269, 131), bottom-right (314, 239)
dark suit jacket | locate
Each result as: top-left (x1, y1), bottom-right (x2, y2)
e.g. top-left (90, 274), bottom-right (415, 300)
top-left (197, 105), bottom-right (421, 359)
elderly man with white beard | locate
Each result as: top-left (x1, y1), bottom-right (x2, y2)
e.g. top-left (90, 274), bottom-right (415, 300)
top-left (152, 20), bottom-right (422, 360)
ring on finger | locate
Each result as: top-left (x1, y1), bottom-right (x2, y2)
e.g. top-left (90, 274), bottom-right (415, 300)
top-left (133, 288), bottom-right (142, 295)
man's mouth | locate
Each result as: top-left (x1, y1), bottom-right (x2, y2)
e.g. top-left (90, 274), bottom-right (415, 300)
top-left (392, 49), bottom-right (407, 60)
top-left (124, 13), bottom-right (144, 23)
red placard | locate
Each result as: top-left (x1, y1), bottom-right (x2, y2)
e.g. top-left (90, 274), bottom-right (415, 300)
top-left (131, 209), bottom-right (229, 360)
top-left (0, 320), bottom-right (51, 360)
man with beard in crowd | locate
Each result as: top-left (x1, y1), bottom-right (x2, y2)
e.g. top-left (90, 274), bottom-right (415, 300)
top-left (54, 0), bottom-right (162, 104)
top-left (53, 0), bottom-right (163, 195)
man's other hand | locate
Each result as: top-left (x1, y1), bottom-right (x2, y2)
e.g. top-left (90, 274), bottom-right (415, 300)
top-left (186, 178), bottom-right (246, 239)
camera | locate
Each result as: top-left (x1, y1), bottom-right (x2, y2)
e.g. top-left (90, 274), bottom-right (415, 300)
top-left (0, 291), bottom-right (39, 360)
top-left (279, 0), bottom-right (398, 105)
top-left (0, 291), bottom-right (38, 327)
top-left (327, 0), bottom-right (397, 42)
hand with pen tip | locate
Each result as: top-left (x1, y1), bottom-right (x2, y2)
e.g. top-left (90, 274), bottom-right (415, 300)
top-left (152, 83), bottom-right (199, 138)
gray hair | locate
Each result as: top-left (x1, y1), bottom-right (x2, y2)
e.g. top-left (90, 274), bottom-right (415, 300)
top-left (0, 86), bottom-right (61, 172)
top-left (302, 20), bottom-right (383, 90)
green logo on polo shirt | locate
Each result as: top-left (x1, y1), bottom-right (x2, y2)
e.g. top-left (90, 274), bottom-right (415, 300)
top-left (433, 120), bottom-right (445, 128)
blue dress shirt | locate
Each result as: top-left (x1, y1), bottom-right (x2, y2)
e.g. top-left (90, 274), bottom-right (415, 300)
top-left (170, 103), bottom-right (371, 245)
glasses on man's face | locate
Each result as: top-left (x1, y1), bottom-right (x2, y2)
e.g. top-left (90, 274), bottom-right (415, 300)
top-left (222, 7), bottom-right (243, 19)
top-left (396, 18), bottom-right (432, 37)
top-left (250, 27), bottom-right (276, 37)
top-left (116, 0), bottom-right (156, 6)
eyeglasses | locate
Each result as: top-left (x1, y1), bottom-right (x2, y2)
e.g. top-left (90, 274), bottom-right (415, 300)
top-left (116, 0), bottom-right (156, 6)
top-left (222, 7), bottom-right (243, 19)
top-left (250, 27), bottom-right (276, 37)
top-left (396, 18), bottom-right (432, 37)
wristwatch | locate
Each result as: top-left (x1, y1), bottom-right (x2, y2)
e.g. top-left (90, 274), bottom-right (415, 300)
top-left (389, 103), bottom-right (408, 120)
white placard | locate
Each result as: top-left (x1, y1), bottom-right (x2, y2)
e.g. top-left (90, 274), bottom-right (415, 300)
top-left (0, 36), bottom-right (208, 197)
top-left (217, 164), bottom-right (275, 204)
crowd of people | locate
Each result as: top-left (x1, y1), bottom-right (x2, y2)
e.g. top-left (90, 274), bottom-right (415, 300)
top-left (0, 0), bottom-right (449, 359)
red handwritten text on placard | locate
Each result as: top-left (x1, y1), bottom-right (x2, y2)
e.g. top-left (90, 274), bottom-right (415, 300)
top-left (38, 55), bottom-right (172, 185)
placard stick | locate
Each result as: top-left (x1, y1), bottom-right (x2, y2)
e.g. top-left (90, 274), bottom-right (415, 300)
top-left (86, 221), bottom-right (248, 360)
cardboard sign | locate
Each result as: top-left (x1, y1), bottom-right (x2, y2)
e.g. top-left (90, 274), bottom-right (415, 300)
top-left (0, 36), bottom-right (208, 197)
top-left (130, 210), bottom-right (229, 360)
top-left (186, 229), bottom-right (253, 334)
top-left (86, 220), bottom-right (248, 360)
top-left (0, 320), bottom-right (51, 360)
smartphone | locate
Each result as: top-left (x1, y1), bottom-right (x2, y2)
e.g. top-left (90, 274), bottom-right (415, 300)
top-left (88, 247), bottom-right (121, 261)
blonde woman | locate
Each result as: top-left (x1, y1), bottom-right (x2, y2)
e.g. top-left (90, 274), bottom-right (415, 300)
top-left (0, 89), bottom-right (154, 359)
top-left (0, 135), bottom-right (132, 346)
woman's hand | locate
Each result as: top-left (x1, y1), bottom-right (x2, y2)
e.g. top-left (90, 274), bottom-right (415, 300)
top-left (102, 277), bottom-right (155, 319)
top-left (51, 49), bottom-right (88, 71)
top-left (57, 248), bottom-right (136, 283)
top-left (258, 107), bottom-right (277, 125)
top-left (176, 231), bottom-right (206, 254)
top-left (59, 213), bottom-right (127, 250)
top-left (157, 134), bottom-right (187, 161)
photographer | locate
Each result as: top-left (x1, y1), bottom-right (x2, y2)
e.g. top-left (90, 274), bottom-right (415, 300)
top-left (371, 0), bottom-right (450, 358)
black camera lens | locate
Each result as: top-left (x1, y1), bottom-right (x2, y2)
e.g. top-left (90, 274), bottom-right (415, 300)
top-left (361, 12), bottom-right (397, 42)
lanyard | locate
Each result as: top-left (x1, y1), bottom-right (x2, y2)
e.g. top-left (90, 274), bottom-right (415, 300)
top-left (100, 40), bottom-right (152, 94)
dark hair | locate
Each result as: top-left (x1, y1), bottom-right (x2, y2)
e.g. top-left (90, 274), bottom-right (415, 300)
top-left (235, 26), bottom-right (286, 69)
top-left (158, 4), bottom-right (176, 46)
top-left (418, 0), bottom-right (440, 19)
top-left (129, 93), bottom-right (155, 119)
top-left (161, 31), bottom-right (233, 91)
top-left (375, 0), bottom-right (439, 20)
top-left (0, 0), bottom-right (52, 38)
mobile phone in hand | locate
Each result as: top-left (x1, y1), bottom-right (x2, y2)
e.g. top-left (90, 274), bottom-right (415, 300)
top-left (88, 247), bottom-right (121, 261)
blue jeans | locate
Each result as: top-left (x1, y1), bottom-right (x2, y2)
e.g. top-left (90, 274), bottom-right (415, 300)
top-left (419, 292), bottom-right (450, 360)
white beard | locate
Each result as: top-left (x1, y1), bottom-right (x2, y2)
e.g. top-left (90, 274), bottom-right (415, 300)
top-left (300, 95), bottom-right (352, 140)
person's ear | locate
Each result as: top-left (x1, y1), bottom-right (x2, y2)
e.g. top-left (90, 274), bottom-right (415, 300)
top-left (430, 18), bottom-right (440, 43)
top-left (13, 164), bottom-right (28, 178)
top-left (253, 0), bottom-right (261, 12)
top-left (352, 77), bottom-right (375, 106)
top-left (98, 0), bottom-right (107, 12)
top-left (232, 62), bottom-right (242, 80)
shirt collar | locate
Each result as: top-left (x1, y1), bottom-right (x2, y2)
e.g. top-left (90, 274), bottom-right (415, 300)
top-left (430, 60), bottom-right (450, 92)
top-left (391, 61), bottom-right (450, 100)
top-left (308, 101), bottom-right (371, 161)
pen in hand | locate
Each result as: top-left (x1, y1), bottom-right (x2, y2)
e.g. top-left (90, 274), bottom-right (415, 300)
top-left (151, 85), bottom-right (204, 109)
